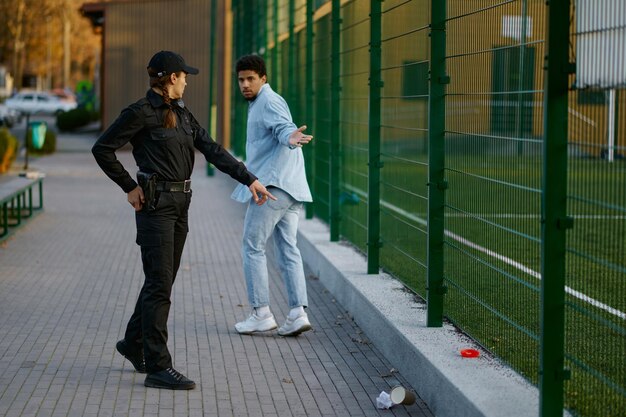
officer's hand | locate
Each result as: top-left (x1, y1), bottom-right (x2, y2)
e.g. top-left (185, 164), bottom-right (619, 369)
top-left (248, 180), bottom-right (277, 206)
top-left (288, 125), bottom-right (313, 148)
top-left (128, 186), bottom-right (145, 211)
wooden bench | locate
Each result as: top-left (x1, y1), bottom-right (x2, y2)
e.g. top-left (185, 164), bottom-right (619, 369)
top-left (0, 176), bottom-right (44, 242)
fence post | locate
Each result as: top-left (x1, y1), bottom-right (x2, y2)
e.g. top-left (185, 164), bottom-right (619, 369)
top-left (367, 0), bottom-right (382, 274)
top-left (540, 0), bottom-right (571, 415)
top-left (426, 0), bottom-right (447, 327)
top-left (231, 0), bottom-right (247, 158)
top-left (329, 0), bottom-right (341, 241)
top-left (272, 0), bottom-right (280, 93)
top-left (305, 0), bottom-right (315, 219)
top-left (515, 0), bottom-right (529, 155)
top-left (230, 0), bottom-right (238, 156)
top-left (257, 0), bottom-right (267, 58)
top-left (288, 0), bottom-right (300, 116)
top-left (206, 0), bottom-right (217, 176)
top-left (207, 0), bottom-right (216, 136)
top-left (283, 0), bottom-right (298, 97)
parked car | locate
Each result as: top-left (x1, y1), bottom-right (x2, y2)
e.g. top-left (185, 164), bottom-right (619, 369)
top-left (0, 103), bottom-right (19, 127)
top-left (5, 91), bottom-right (77, 116)
top-left (50, 88), bottom-right (77, 103)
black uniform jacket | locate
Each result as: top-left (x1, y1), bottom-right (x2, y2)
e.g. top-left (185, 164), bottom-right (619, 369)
top-left (92, 89), bottom-right (256, 193)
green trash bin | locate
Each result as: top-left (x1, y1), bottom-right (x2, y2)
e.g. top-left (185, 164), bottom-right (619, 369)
top-left (29, 121), bottom-right (47, 150)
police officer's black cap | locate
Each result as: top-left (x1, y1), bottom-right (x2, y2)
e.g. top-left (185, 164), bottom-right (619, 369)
top-left (147, 51), bottom-right (199, 77)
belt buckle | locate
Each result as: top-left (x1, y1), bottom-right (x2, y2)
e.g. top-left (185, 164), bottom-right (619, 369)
top-left (183, 179), bottom-right (191, 193)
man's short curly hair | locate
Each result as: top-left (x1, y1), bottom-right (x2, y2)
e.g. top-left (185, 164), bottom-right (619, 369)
top-left (235, 54), bottom-right (267, 78)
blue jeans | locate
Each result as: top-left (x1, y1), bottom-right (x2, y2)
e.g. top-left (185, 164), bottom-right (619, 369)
top-left (242, 187), bottom-right (308, 309)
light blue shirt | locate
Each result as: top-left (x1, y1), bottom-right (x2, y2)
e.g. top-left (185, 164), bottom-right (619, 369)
top-left (231, 83), bottom-right (313, 203)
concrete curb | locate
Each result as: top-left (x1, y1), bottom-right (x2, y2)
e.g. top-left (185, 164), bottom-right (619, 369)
top-left (298, 216), bottom-right (540, 417)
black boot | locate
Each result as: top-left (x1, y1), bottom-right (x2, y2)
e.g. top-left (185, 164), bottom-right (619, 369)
top-left (144, 368), bottom-right (196, 390)
top-left (115, 339), bottom-right (146, 373)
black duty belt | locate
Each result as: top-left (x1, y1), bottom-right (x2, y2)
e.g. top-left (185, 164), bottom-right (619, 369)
top-left (156, 180), bottom-right (191, 193)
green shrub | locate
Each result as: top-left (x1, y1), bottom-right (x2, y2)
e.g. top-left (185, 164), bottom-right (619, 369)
top-left (27, 128), bottom-right (57, 155)
top-left (0, 127), bottom-right (18, 173)
top-left (56, 107), bottom-right (92, 131)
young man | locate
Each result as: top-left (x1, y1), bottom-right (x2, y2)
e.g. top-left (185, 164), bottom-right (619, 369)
top-left (231, 54), bottom-right (314, 336)
top-left (93, 51), bottom-right (275, 390)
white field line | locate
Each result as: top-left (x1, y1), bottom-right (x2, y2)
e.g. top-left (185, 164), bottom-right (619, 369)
top-left (344, 184), bottom-right (626, 320)
top-left (569, 107), bottom-right (597, 127)
top-left (445, 229), bottom-right (626, 320)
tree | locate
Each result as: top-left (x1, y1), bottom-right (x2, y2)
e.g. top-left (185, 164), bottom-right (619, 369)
top-left (0, 0), bottom-right (101, 91)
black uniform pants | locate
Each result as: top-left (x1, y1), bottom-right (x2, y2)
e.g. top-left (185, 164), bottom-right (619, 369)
top-left (124, 191), bottom-right (191, 373)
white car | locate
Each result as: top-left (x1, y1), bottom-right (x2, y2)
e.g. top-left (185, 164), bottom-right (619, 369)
top-left (5, 92), bottom-right (77, 116)
top-left (0, 103), bottom-right (19, 127)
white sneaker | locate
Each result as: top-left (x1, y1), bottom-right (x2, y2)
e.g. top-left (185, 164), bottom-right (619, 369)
top-left (278, 313), bottom-right (312, 336)
top-left (235, 313), bottom-right (278, 334)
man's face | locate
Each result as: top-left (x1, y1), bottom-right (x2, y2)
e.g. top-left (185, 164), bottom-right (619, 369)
top-left (238, 70), bottom-right (266, 100)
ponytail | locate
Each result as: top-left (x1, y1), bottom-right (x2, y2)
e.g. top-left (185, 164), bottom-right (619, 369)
top-left (148, 70), bottom-right (179, 128)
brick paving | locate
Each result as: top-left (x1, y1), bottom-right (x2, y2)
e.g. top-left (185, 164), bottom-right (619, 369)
top-left (0, 130), bottom-right (433, 417)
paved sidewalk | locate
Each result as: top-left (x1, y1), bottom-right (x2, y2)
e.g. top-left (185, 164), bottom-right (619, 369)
top-left (0, 129), bottom-right (433, 417)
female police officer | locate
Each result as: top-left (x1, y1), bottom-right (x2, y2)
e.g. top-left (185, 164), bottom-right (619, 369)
top-left (92, 51), bottom-right (275, 390)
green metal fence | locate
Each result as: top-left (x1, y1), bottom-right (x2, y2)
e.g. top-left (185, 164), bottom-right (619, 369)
top-left (228, 1), bottom-right (626, 416)
top-left (565, 1), bottom-right (625, 416)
